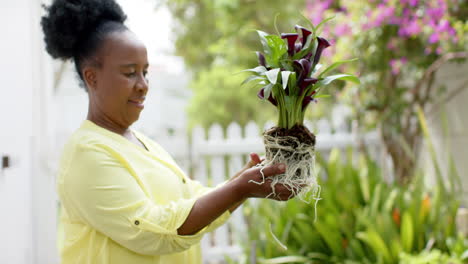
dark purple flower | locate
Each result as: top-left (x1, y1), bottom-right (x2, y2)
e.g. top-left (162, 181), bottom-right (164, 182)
top-left (312, 37), bottom-right (331, 67)
top-left (299, 58), bottom-right (312, 78)
top-left (294, 25), bottom-right (312, 46)
top-left (281, 33), bottom-right (299, 56)
top-left (302, 95), bottom-right (317, 110)
top-left (256, 51), bottom-right (266, 67)
top-left (295, 42), bottom-right (303, 53)
top-left (293, 59), bottom-right (304, 73)
top-left (298, 78), bottom-right (318, 95)
top-left (257, 88), bottom-right (277, 106)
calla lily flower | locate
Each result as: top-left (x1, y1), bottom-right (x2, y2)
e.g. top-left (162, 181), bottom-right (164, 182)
top-left (293, 59), bottom-right (312, 80)
top-left (295, 25), bottom-right (312, 46)
top-left (302, 95), bottom-right (318, 110)
top-left (299, 58), bottom-right (311, 78)
top-left (293, 59), bottom-right (304, 75)
top-left (298, 78), bottom-right (318, 95)
top-left (256, 51), bottom-right (266, 68)
top-left (258, 88), bottom-right (278, 106)
top-left (242, 19), bottom-right (360, 130)
top-left (312, 36), bottom-right (331, 67)
top-left (295, 42), bottom-right (302, 53)
top-left (281, 33), bottom-right (299, 56)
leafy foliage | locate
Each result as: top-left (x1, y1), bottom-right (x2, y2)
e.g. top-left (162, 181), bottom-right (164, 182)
top-left (241, 149), bottom-right (463, 263)
top-left (305, 0), bottom-right (468, 184)
top-left (239, 111), bottom-right (465, 263)
top-left (163, 0), bottom-right (310, 128)
top-left (242, 20), bottom-right (359, 129)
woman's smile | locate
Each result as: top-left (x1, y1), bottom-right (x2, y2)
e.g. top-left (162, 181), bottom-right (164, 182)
top-left (128, 97), bottom-right (145, 109)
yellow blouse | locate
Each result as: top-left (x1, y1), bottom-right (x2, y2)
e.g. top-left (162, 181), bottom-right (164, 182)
top-left (57, 120), bottom-right (230, 264)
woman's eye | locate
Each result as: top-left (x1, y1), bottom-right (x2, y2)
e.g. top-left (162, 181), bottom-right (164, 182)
top-left (125, 72), bottom-right (136, 77)
top-left (143, 71), bottom-right (148, 77)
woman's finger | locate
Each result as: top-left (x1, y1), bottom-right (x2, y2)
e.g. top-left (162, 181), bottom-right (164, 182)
top-left (248, 153), bottom-right (262, 166)
top-left (260, 163), bottom-right (286, 177)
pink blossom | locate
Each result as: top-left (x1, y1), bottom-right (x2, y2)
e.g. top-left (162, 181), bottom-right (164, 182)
top-left (408, 0), bottom-right (418, 7)
top-left (335, 24), bottom-right (351, 36)
top-left (390, 57), bottom-right (408, 75)
top-left (405, 19), bottom-right (421, 36)
top-left (429, 32), bottom-right (439, 44)
top-left (437, 19), bottom-right (456, 36)
top-left (426, 8), bottom-right (444, 21)
top-left (381, 6), bottom-right (395, 18)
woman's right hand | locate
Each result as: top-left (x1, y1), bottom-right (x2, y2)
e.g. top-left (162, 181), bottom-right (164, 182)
top-left (232, 163), bottom-right (298, 201)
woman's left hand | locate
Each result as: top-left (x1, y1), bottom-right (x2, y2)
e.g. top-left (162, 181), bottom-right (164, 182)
top-left (230, 153), bottom-right (264, 181)
top-left (227, 152), bottom-right (264, 212)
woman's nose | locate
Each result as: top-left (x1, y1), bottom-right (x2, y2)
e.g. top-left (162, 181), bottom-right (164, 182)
top-left (136, 74), bottom-right (148, 93)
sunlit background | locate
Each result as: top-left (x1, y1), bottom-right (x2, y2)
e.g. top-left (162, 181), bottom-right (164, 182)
top-left (1, 0), bottom-right (467, 263)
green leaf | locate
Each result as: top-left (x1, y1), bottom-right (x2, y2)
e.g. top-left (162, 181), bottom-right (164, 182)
top-left (293, 34), bottom-right (314, 60)
top-left (311, 63), bottom-right (322, 76)
top-left (318, 58), bottom-right (358, 78)
top-left (265, 35), bottom-right (287, 67)
top-left (273, 13), bottom-right (281, 36)
top-left (401, 211), bottom-right (414, 252)
top-left (258, 256), bottom-right (310, 264)
top-left (263, 83), bottom-right (274, 100)
top-left (241, 65), bottom-right (267, 74)
top-left (314, 220), bottom-right (344, 257)
top-left (257, 30), bottom-right (271, 53)
top-left (281, 71), bottom-right (292, 89)
top-left (383, 189), bottom-right (399, 213)
top-left (266, 68), bottom-right (281, 84)
top-left (315, 16), bottom-right (335, 35)
top-left (357, 229), bottom-right (392, 263)
top-left (241, 75), bottom-right (264, 85)
top-left (461, 250), bottom-right (468, 260)
top-left (299, 12), bottom-right (316, 35)
top-left (316, 74), bottom-right (360, 88)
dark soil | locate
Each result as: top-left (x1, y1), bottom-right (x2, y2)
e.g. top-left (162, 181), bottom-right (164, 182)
top-left (263, 124), bottom-right (316, 147)
top-left (262, 125), bottom-right (316, 178)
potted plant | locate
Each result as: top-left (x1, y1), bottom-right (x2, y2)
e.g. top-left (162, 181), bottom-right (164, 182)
top-left (242, 17), bottom-right (360, 200)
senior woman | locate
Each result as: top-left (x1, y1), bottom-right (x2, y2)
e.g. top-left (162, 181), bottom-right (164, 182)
top-left (41, 0), bottom-right (296, 263)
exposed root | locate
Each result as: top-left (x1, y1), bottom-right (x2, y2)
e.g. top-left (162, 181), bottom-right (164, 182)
top-left (251, 132), bottom-right (321, 207)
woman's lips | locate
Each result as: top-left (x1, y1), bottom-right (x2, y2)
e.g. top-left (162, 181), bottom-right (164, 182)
top-left (128, 99), bottom-right (145, 109)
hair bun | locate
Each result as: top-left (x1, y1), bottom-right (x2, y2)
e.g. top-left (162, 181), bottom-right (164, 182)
top-left (41, 0), bottom-right (127, 60)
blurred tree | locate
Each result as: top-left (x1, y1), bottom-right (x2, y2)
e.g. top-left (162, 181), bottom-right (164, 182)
top-left (308, 0), bottom-right (467, 184)
top-left (159, 0), bottom-right (309, 128)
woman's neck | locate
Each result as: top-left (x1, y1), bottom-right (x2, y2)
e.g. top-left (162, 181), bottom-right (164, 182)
top-left (87, 112), bottom-right (130, 136)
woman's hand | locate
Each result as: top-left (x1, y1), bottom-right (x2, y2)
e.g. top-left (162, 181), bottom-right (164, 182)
top-left (229, 153), bottom-right (264, 181)
top-left (178, 153), bottom-right (296, 235)
top-left (227, 153), bottom-right (264, 212)
top-left (231, 160), bottom-right (298, 202)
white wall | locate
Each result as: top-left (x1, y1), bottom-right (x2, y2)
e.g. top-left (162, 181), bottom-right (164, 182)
top-left (424, 62), bottom-right (468, 205)
top-left (0, 0), bottom-right (58, 263)
top-left (0, 0), bottom-right (35, 263)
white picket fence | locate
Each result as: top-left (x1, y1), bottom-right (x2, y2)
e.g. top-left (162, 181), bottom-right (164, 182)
top-left (150, 119), bottom-right (380, 263)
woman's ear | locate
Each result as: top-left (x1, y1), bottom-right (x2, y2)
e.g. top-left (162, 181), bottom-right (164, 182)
top-left (83, 66), bottom-right (98, 91)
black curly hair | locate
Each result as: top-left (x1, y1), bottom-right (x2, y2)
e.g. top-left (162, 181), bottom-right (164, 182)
top-left (41, 0), bottom-right (128, 88)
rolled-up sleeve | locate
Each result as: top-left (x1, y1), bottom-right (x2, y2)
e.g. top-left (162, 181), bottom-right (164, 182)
top-left (61, 143), bottom-right (227, 256)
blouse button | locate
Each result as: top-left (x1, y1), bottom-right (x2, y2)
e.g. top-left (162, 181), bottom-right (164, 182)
top-left (134, 220), bottom-right (140, 225)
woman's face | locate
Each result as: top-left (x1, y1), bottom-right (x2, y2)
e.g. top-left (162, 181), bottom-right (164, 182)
top-left (85, 30), bottom-right (149, 129)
